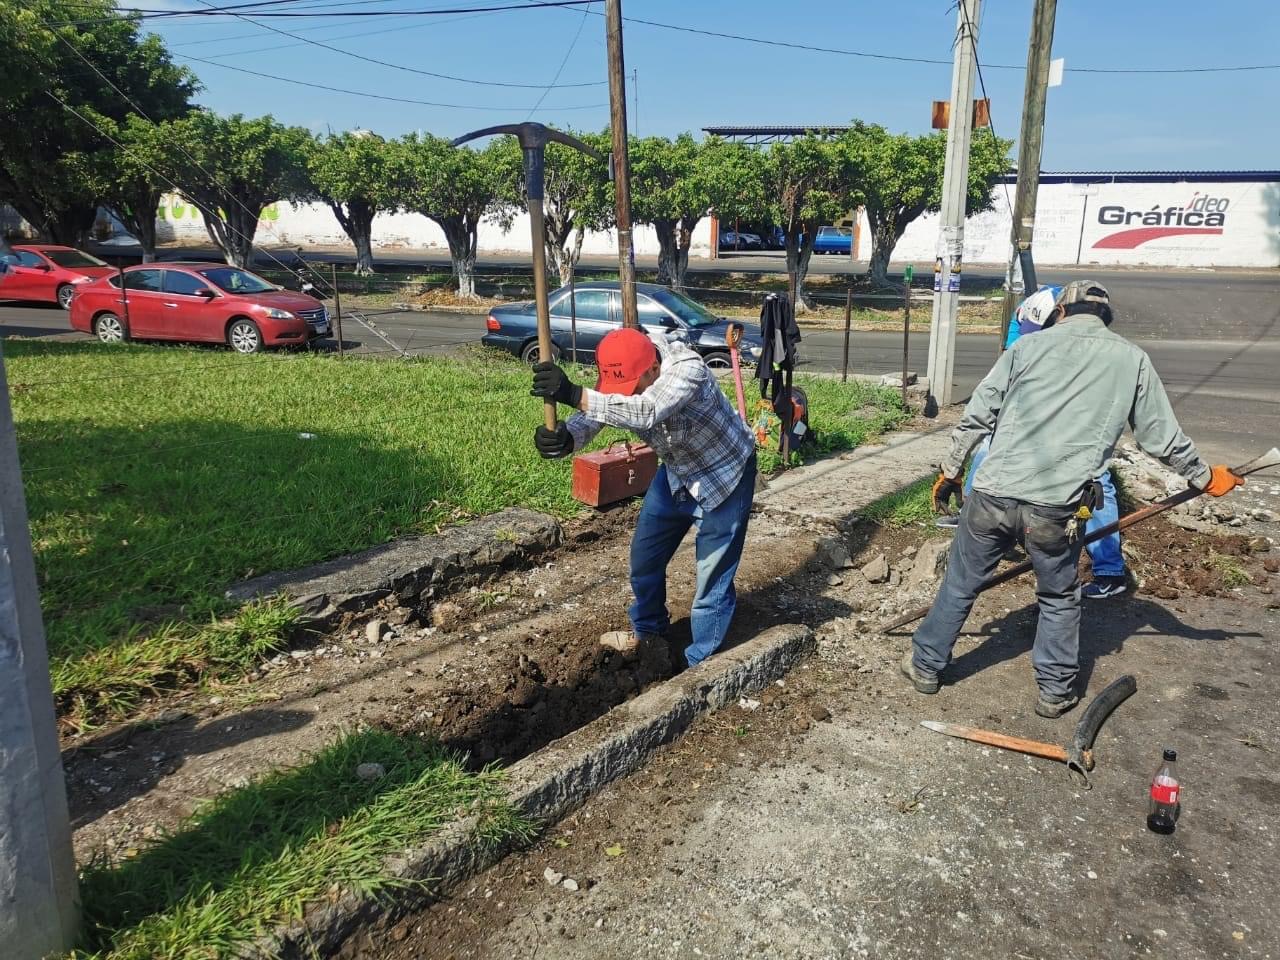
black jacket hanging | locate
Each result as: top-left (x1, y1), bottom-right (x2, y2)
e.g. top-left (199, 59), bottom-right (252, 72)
top-left (756, 293), bottom-right (801, 400)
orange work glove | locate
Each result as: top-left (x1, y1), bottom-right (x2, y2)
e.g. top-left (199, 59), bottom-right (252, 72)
top-left (1203, 464), bottom-right (1244, 497)
top-left (932, 472), bottom-right (964, 514)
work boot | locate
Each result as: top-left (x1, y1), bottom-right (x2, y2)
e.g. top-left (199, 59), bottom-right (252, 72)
top-left (899, 650), bottom-right (940, 695)
top-left (599, 631), bottom-right (662, 656)
top-left (1034, 692), bottom-right (1079, 719)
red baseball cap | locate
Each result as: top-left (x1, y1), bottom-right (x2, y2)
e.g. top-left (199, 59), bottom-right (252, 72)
top-left (594, 328), bottom-right (657, 395)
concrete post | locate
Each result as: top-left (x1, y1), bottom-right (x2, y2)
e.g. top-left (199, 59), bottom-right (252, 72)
top-left (926, 0), bottom-right (981, 410)
top-left (0, 343), bottom-right (80, 958)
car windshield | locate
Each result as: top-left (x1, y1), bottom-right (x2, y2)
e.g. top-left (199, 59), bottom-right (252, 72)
top-left (43, 249), bottom-right (107, 268)
top-left (652, 289), bottom-right (720, 329)
top-left (198, 267), bottom-right (277, 294)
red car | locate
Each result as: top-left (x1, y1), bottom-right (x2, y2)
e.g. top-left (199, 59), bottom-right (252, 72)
top-left (69, 262), bottom-right (330, 353)
top-left (1, 244), bottom-right (116, 309)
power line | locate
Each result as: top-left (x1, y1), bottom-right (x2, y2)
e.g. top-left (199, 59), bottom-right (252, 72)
top-left (176, 0), bottom-right (605, 89)
top-left (176, 53), bottom-right (609, 109)
top-left (168, 4), bottom-right (506, 47)
top-left (51, 0), bottom-right (599, 24)
top-left (525, 0), bottom-right (592, 119)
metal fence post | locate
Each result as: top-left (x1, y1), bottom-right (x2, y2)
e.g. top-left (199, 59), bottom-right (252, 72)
top-left (331, 264), bottom-right (344, 357)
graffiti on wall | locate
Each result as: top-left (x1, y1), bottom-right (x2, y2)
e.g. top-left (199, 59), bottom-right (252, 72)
top-left (157, 200), bottom-right (280, 224)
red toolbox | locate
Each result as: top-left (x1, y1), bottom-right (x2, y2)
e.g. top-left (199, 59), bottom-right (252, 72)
top-left (571, 442), bottom-right (658, 507)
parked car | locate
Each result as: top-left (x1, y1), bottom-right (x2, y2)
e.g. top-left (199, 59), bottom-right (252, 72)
top-left (0, 244), bottom-right (116, 309)
top-left (483, 280), bottom-right (764, 369)
top-left (68, 262), bottom-right (330, 353)
top-left (812, 226), bottom-right (853, 255)
top-left (718, 230), bottom-right (762, 251)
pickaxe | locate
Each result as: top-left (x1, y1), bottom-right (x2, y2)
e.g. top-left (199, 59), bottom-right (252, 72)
top-left (922, 674), bottom-right (1137, 787)
top-left (452, 123), bottom-right (606, 431)
top-left (880, 446), bottom-right (1280, 633)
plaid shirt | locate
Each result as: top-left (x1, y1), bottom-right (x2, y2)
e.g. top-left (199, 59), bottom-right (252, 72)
top-left (566, 335), bottom-right (756, 510)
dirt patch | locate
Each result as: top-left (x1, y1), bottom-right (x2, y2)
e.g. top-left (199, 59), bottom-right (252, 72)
top-left (1117, 515), bottom-right (1275, 600)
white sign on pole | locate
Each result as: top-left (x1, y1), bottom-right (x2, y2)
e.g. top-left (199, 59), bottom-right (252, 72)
top-left (1048, 58), bottom-right (1065, 87)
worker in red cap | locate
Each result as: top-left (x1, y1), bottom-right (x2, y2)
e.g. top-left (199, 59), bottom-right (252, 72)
top-left (531, 327), bottom-right (757, 668)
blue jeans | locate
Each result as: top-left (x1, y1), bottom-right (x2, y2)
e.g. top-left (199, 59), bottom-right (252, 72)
top-left (965, 441), bottom-right (1124, 577)
top-left (628, 457), bottom-right (755, 667)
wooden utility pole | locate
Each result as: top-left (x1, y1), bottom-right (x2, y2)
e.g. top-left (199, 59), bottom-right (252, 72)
top-left (604, 0), bottom-right (638, 328)
top-left (0, 345), bottom-right (79, 958)
top-left (841, 287), bottom-right (852, 383)
top-left (925, 0), bottom-right (981, 411)
top-left (999, 0), bottom-right (1058, 350)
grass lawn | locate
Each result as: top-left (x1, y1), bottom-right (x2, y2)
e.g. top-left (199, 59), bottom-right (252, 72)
top-left (72, 727), bottom-right (531, 959)
top-left (7, 340), bottom-right (907, 729)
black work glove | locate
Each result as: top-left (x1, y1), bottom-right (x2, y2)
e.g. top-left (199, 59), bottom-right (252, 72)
top-left (531, 361), bottom-right (583, 409)
top-left (931, 471), bottom-right (964, 515)
top-left (534, 421), bottom-right (575, 460)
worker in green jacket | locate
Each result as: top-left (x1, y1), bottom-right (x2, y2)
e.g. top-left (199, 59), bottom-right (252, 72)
top-left (902, 280), bottom-right (1245, 717)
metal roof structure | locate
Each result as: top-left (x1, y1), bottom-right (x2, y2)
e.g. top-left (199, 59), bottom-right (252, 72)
top-left (1006, 170), bottom-right (1280, 184)
top-left (702, 124), bottom-right (851, 145)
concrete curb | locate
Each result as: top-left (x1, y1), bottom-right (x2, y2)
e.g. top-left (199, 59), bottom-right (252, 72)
top-left (251, 623), bottom-right (814, 959)
top-left (225, 507), bottom-right (561, 629)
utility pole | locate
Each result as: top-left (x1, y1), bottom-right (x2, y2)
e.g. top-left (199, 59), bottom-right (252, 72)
top-left (0, 345), bottom-right (79, 959)
top-left (925, 0), bottom-right (981, 411)
top-left (604, 0), bottom-right (638, 328)
top-left (999, 0), bottom-right (1058, 349)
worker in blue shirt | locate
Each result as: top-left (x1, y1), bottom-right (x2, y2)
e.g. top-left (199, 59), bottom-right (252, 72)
top-left (938, 285), bottom-right (1128, 599)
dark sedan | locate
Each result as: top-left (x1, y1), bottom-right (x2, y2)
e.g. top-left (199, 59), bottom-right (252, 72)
top-left (483, 280), bottom-right (764, 369)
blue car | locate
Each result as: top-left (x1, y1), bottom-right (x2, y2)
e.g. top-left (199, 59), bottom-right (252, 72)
top-left (812, 226), bottom-right (852, 255)
top-left (483, 280), bottom-right (764, 369)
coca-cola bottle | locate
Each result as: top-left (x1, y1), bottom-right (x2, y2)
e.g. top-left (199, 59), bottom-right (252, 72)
top-left (1147, 748), bottom-right (1180, 835)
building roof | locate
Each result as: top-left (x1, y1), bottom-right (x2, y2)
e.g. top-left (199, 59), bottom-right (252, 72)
top-left (1007, 170), bottom-right (1280, 184)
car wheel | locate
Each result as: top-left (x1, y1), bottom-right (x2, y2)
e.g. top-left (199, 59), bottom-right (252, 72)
top-left (93, 312), bottom-right (128, 344)
top-left (228, 318), bottom-right (264, 354)
top-left (703, 350), bottom-right (732, 371)
top-left (57, 284), bottom-right (75, 310)
top-left (520, 340), bottom-right (560, 364)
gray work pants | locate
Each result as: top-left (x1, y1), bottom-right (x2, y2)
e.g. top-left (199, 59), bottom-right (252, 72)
top-left (912, 490), bottom-right (1084, 699)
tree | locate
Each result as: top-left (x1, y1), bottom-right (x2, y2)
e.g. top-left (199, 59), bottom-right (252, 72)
top-left (305, 130), bottom-right (398, 275)
top-left (762, 134), bottom-right (860, 311)
top-left (537, 131), bottom-right (612, 287)
top-left (628, 133), bottom-right (713, 293)
top-left (0, 0), bottom-right (195, 245)
top-left (165, 112), bottom-right (312, 268)
top-left (97, 116), bottom-right (178, 262)
top-left (843, 122), bottom-right (1011, 288)
top-left (396, 135), bottom-right (518, 299)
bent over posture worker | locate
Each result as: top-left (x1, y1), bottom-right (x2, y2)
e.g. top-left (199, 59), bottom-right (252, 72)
top-left (902, 280), bottom-right (1244, 717)
top-left (531, 327), bottom-right (757, 668)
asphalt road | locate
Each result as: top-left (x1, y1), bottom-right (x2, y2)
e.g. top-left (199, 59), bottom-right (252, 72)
top-left (3, 299), bottom-right (1274, 466)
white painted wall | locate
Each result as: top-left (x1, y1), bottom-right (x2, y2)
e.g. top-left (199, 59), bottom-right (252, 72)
top-left (858, 178), bottom-right (1280, 268)
top-left (153, 194), bottom-right (713, 259)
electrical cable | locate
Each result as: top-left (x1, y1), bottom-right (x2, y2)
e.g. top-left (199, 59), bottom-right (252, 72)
top-left (49, 0), bottom-right (599, 25)
top-left (524, 0), bottom-right (593, 119)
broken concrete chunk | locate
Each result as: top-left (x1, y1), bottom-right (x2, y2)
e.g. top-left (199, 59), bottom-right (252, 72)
top-left (365, 619), bottom-right (388, 644)
top-left (860, 553), bottom-right (890, 584)
top-left (818, 537), bottom-right (855, 570)
top-left (543, 867), bottom-right (563, 886)
top-left (906, 538), bottom-right (951, 590)
top-left (561, 878), bottom-right (579, 892)
top-left (431, 602), bottom-right (465, 631)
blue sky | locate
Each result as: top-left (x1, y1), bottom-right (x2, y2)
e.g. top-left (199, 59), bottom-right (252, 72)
top-left (141, 0), bottom-right (1280, 170)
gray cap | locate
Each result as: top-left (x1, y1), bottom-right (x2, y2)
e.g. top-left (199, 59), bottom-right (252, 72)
top-left (1055, 279), bottom-right (1110, 308)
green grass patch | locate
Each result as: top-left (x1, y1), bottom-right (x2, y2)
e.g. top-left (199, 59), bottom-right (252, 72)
top-left (7, 340), bottom-right (905, 727)
top-left (1207, 551), bottom-right (1251, 588)
top-left (71, 727), bottom-right (532, 960)
top-left (861, 476), bottom-right (939, 528)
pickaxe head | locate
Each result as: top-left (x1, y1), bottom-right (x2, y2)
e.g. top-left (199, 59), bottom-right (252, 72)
top-left (452, 123), bottom-right (605, 200)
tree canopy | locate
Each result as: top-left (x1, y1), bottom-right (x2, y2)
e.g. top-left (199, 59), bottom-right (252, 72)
top-left (305, 131), bottom-right (399, 275)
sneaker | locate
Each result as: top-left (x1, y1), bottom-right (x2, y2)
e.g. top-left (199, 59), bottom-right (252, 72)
top-left (599, 631), bottom-right (663, 656)
top-left (1084, 575), bottom-right (1128, 599)
top-left (900, 650), bottom-right (940, 695)
top-left (1034, 692), bottom-right (1079, 719)
top-left (934, 514), bottom-right (960, 530)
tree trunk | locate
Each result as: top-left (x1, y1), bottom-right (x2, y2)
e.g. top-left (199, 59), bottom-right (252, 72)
top-left (673, 220), bottom-right (695, 294)
top-left (198, 198), bottom-right (260, 269)
top-left (441, 218), bottom-right (478, 299)
top-left (44, 204), bottom-right (97, 248)
top-left (868, 219), bottom-right (902, 289)
top-left (785, 223), bottom-right (819, 312)
top-left (654, 219), bottom-right (678, 286)
top-left (330, 199), bottom-right (376, 275)
top-left (108, 186), bottom-right (162, 264)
